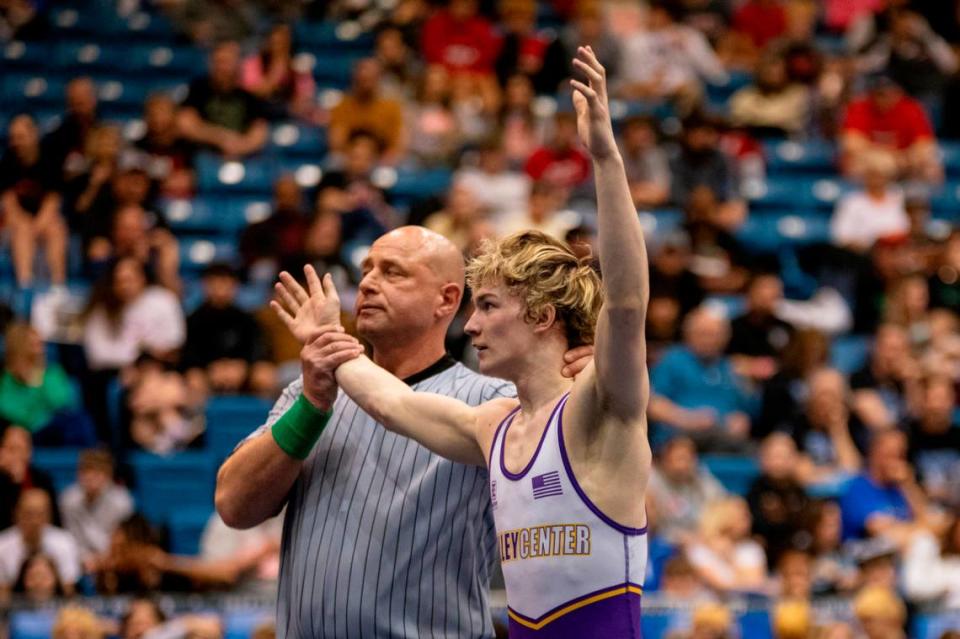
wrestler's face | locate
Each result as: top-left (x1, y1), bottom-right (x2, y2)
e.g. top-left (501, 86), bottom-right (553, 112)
top-left (464, 282), bottom-right (538, 378)
top-left (355, 234), bottom-right (446, 344)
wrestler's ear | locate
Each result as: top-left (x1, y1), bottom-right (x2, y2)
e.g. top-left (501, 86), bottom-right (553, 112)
top-left (531, 304), bottom-right (558, 334)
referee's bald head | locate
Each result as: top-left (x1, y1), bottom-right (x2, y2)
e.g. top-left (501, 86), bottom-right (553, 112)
top-left (356, 227), bottom-right (465, 345)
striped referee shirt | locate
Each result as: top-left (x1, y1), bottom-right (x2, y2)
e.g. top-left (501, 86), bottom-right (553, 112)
top-left (245, 355), bottom-right (515, 638)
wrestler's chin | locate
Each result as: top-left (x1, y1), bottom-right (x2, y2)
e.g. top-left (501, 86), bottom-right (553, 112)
top-left (475, 347), bottom-right (503, 378)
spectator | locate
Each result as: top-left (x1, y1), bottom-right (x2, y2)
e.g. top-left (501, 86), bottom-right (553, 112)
top-left (0, 0), bottom-right (49, 41)
top-left (420, 0), bottom-right (500, 79)
top-left (0, 424), bottom-right (58, 530)
top-left (775, 548), bottom-right (813, 600)
top-left (406, 65), bottom-right (461, 167)
top-left (791, 368), bottom-right (863, 486)
top-left (164, 0), bottom-right (259, 46)
top-left (731, 0), bottom-right (788, 53)
top-left (495, 0), bottom-right (568, 95)
top-left (120, 598), bottom-right (166, 639)
top-left (497, 73), bottom-right (544, 166)
top-left (51, 606), bottom-right (104, 639)
top-left (728, 273), bottom-right (792, 380)
top-left (929, 230), bottom-right (960, 312)
top-left (1, 114), bottom-right (68, 290)
top-left (94, 514), bottom-right (190, 594)
top-left (43, 77), bottom-right (100, 185)
top-left (561, 0), bottom-right (621, 89)
top-left (618, 1), bottom-right (728, 112)
top-left (852, 536), bottom-right (899, 590)
top-left (183, 263), bottom-right (275, 396)
top-left (0, 488), bottom-right (80, 595)
top-left (902, 516), bottom-right (960, 607)
top-left (648, 230), bottom-right (706, 336)
top-left (669, 114), bottom-right (736, 208)
top-left (658, 554), bottom-right (711, 600)
top-left (685, 602), bottom-right (735, 639)
top-left (134, 94), bottom-right (196, 199)
top-left (374, 24), bottom-right (418, 98)
top-left (332, 132), bottom-right (399, 237)
top-left (729, 55), bottom-right (809, 137)
top-left (747, 433), bottom-right (812, 562)
top-left (82, 257), bottom-right (185, 372)
top-left (66, 124), bottom-right (123, 239)
top-left (523, 111), bottom-right (591, 193)
top-left (852, 585), bottom-right (907, 639)
top-left (12, 553), bottom-right (64, 602)
top-left (178, 41), bottom-right (269, 158)
top-left (91, 203), bottom-right (181, 295)
top-left (840, 429), bottom-right (930, 543)
top-left (0, 322), bottom-right (79, 439)
top-left (854, 7), bottom-right (958, 104)
top-left (649, 306), bottom-right (755, 450)
top-left (240, 174), bottom-right (310, 281)
top-left (850, 323), bottom-right (922, 431)
top-left (806, 500), bottom-right (859, 595)
top-left (831, 150), bottom-right (909, 254)
top-left (424, 181), bottom-right (492, 254)
top-left (686, 496), bottom-right (767, 595)
top-left (497, 179), bottom-right (579, 239)
top-left (620, 115), bottom-right (670, 209)
top-left (756, 329), bottom-right (830, 437)
top-left (328, 59), bottom-right (406, 163)
top-left (646, 435), bottom-right (727, 544)
top-left (241, 23), bottom-right (316, 121)
top-left (59, 449), bottom-right (133, 563)
top-left (905, 376), bottom-right (960, 508)
top-left (126, 354), bottom-right (204, 455)
top-left (883, 274), bottom-right (932, 351)
top-left (840, 76), bottom-right (942, 183)
top-left (771, 599), bottom-right (812, 639)
top-left (455, 138), bottom-right (531, 223)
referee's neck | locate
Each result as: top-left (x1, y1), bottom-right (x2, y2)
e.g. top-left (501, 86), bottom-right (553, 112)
top-left (372, 340), bottom-right (448, 381)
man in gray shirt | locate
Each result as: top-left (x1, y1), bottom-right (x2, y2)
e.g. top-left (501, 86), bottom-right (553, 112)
top-left (59, 449), bottom-right (133, 562)
top-left (216, 227), bottom-right (589, 638)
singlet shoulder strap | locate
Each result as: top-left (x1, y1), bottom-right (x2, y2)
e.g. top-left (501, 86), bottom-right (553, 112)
top-left (488, 403), bottom-right (522, 466)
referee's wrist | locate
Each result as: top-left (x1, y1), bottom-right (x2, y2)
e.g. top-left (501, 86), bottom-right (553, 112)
top-left (302, 389), bottom-right (334, 413)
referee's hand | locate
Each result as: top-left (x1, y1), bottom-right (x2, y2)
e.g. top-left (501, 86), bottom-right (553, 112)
top-left (272, 265), bottom-right (344, 343)
top-left (301, 329), bottom-right (365, 410)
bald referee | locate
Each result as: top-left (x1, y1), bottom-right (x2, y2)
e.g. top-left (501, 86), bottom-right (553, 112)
top-left (215, 227), bottom-right (591, 638)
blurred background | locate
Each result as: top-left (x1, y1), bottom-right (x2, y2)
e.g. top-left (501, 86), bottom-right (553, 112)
top-left (1, 0), bottom-right (960, 637)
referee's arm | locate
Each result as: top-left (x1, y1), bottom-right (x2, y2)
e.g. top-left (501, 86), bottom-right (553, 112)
top-left (215, 373), bottom-right (338, 529)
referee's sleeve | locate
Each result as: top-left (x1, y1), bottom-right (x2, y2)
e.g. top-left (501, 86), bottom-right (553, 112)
top-left (233, 377), bottom-right (304, 452)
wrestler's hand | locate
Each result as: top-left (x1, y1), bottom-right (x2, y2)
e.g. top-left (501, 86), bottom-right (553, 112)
top-left (272, 265), bottom-right (343, 344)
top-left (561, 345), bottom-right (594, 379)
top-left (571, 46), bottom-right (618, 161)
top-left (301, 330), bottom-right (365, 410)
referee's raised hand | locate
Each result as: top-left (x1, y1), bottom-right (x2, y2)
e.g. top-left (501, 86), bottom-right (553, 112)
top-left (271, 264), bottom-right (344, 343)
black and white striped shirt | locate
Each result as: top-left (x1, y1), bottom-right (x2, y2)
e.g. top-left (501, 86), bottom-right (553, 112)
top-left (246, 355), bottom-right (514, 638)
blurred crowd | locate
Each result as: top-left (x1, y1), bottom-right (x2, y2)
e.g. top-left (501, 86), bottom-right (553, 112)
top-left (4, 0), bottom-right (960, 637)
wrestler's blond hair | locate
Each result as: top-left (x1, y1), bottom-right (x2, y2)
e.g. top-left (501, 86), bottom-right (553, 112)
top-left (466, 230), bottom-right (602, 347)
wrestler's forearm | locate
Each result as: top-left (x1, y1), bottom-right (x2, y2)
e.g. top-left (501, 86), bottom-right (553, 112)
top-left (215, 432), bottom-right (301, 529)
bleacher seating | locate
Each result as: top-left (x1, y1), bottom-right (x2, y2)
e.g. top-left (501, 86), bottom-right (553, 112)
top-left (130, 450), bottom-right (217, 523)
top-left (31, 447), bottom-right (83, 495)
top-left (204, 395), bottom-right (274, 462)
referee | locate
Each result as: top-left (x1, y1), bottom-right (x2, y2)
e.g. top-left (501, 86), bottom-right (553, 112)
top-left (215, 227), bottom-right (590, 638)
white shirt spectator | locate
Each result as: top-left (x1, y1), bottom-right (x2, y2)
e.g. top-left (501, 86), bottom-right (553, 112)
top-left (902, 530), bottom-right (960, 608)
top-left (831, 187), bottom-right (909, 249)
top-left (454, 168), bottom-right (531, 224)
top-left (83, 285), bottom-right (186, 370)
top-left (686, 539), bottom-right (767, 592)
top-left (201, 511), bottom-right (282, 582)
top-left (619, 25), bottom-right (728, 95)
top-left (59, 483), bottom-right (134, 558)
top-left (0, 525), bottom-right (81, 587)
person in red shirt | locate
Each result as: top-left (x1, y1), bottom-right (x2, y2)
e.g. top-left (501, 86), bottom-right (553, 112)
top-left (841, 76), bottom-right (942, 183)
top-left (420, 0), bottom-right (501, 106)
top-left (523, 111), bottom-right (591, 194)
top-left (732, 0), bottom-right (788, 51)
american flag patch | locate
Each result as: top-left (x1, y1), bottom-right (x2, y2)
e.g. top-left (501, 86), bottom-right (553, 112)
top-left (531, 471), bottom-right (563, 499)
top-left (491, 480), bottom-right (498, 508)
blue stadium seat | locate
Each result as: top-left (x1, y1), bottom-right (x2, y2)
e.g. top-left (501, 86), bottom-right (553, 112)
top-left (269, 122), bottom-right (328, 158)
top-left (735, 214), bottom-right (831, 253)
top-left (914, 610), bottom-right (960, 639)
top-left (2, 40), bottom-right (50, 69)
top-left (745, 176), bottom-right (850, 212)
top-left (1, 73), bottom-right (66, 110)
top-left (130, 450), bottom-right (217, 523)
top-left (123, 45), bottom-right (205, 76)
top-left (764, 140), bottom-right (836, 175)
top-left (312, 53), bottom-right (366, 89)
top-left (939, 141), bottom-right (960, 177)
top-left (738, 610), bottom-right (773, 639)
top-left (928, 181), bottom-right (960, 213)
top-left (701, 455), bottom-right (760, 495)
top-left (179, 236), bottom-right (240, 272)
top-left (168, 506), bottom-right (214, 555)
top-left (196, 154), bottom-right (276, 196)
top-left (295, 21), bottom-right (375, 52)
top-left (163, 197), bottom-right (271, 235)
top-left (705, 70), bottom-right (754, 105)
top-left (10, 611), bottom-right (55, 639)
top-left (225, 610), bottom-right (275, 639)
top-left (384, 167), bottom-right (453, 202)
top-left (205, 396), bottom-right (274, 461)
top-left (31, 448), bottom-right (82, 495)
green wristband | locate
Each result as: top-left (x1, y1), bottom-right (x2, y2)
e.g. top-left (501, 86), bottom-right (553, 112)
top-left (271, 394), bottom-right (332, 460)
